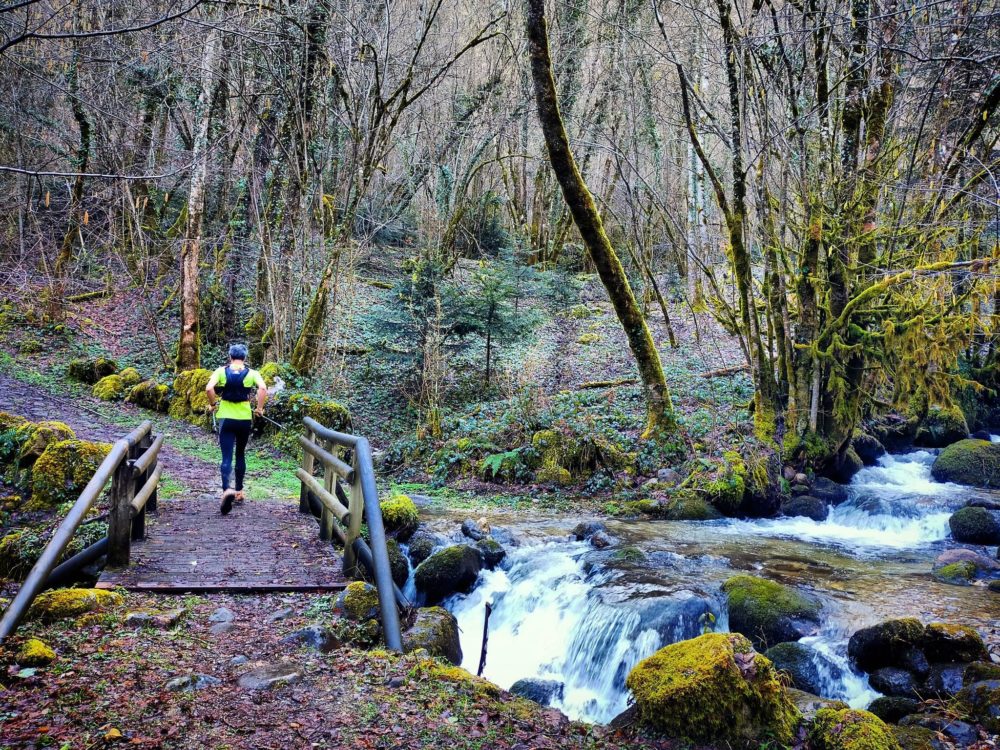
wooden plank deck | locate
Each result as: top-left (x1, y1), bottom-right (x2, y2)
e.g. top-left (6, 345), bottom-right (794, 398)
top-left (97, 494), bottom-right (347, 592)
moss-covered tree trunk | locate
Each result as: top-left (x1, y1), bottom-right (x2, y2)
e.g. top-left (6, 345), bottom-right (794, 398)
top-left (55, 47), bottom-right (90, 279)
top-left (525, 0), bottom-right (675, 437)
top-left (176, 26), bottom-right (223, 372)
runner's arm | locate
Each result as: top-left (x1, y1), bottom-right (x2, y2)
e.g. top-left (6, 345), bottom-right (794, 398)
top-left (205, 370), bottom-right (221, 411)
top-left (253, 372), bottom-right (268, 414)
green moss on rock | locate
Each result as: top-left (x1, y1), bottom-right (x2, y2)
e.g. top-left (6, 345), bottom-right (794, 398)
top-left (931, 560), bottom-right (977, 585)
top-left (402, 607), bottom-right (462, 665)
top-left (890, 726), bottom-right (940, 750)
top-left (126, 380), bottom-right (170, 412)
top-left (15, 421), bottom-right (75, 468)
top-left (413, 545), bottom-right (482, 605)
top-left (335, 581), bottom-right (380, 622)
top-left (688, 452), bottom-right (748, 515)
top-left (17, 638), bottom-right (56, 666)
top-left (67, 357), bottom-right (118, 384)
top-left (27, 588), bottom-right (123, 621)
top-left (625, 632), bottom-right (801, 745)
top-left (931, 439), bottom-right (1000, 488)
top-left (386, 538), bottom-right (410, 588)
top-left (30, 439), bottom-right (111, 509)
top-left (168, 368), bottom-right (214, 427)
top-left (269, 394), bottom-right (351, 433)
top-left (258, 362), bottom-right (291, 387)
top-left (118, 367), bottom-right (142, 387)
top-left (915, 405), bottom-right (969, 448)
top-left (947, 506), bottom-right (1000, 544)
top-left (920, 622), bottom-right (989, 663)
top-left (92, 374), bottom-right (126, 401)
top-left (809, 709), bottom-right (902, 750)
top-left (722, 574), bottom-right (821, 650)
top-left (381, 494), bottom-right (419, 539)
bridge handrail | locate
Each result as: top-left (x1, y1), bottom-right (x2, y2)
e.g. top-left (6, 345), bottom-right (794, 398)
top-left (299, 416), bottom-right (404, 651)
top-left (0, 420), bottom-right (162, 641)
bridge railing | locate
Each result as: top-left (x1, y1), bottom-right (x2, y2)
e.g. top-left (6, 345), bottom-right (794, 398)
top-left (0, 420), bottom-right (162, 641)
top-left (297, 416), bottom-right (405, 651)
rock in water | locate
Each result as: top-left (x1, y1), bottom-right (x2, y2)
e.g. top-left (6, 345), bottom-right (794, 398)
top-left (625, 632), bottom-right (800, 745)
top-left (461, 518), bottom-right (486, 541)
top-left (509, 678), bottom-right (564, 706)
top-left (721, 575), bottom-right (821, 650)
top-left (571, 521), bottom-right (606, 540)
top-left (920, 622), bottom-right (989, 663)
top-left (948, 506), bottom-right (1000, 544)
top-left (809, 708), bottom-right (902, 750)
top-left (765, 642), bottom-right (824, 694)
top-left (780, 496), bottom-right (829, 522)
top-left (868, 696), bottom-right (921, 724)
top-left (848, 618), bottom-right (925, 673)
top-left (931, 439), bottom-right (1000, 488)
top-left (852, 433), bottom-right (886, 466)
top-left (811, 477), bottom-right (850, 506)
top-left (402, 607), bottom-right (462, 665)
top-left (413, 545), bottom-right (482, 605)
top-left (869, 667), bottom-right (920, 698)
top-left (474, 538), bottom-right (506, 569)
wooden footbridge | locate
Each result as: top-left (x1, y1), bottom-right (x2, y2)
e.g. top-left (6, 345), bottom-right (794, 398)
top-left (0, 417), bottom-right (405, 649)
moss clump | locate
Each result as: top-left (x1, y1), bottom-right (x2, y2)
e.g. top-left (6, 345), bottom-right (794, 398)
top-left (411, 658), bottom-right (500, 698)
top-left (0, 522), bottom-right (107, 580)
top-left (931, 560), bottom-right (977, 585)
top-left (663, 491), bottom-right (724, 520)
top-left (809, 709), bottom-right (901, 750)
top-left (258, 362), bottom-right (291, 387)
top-left (92, 373), bottom-right (126, 401)
top-left (118, 367), bottom-right (142, 387)
top-left (0, 411), bottom-right (28, 434)
top-left (947, 506), bottom-right (1000, 544)
top-left (956, 680), bottom-right (1000, 733)
top-left (402, 607), bottom-right (462, 665)
top-left (626, 632), bottom-right (800, 744)
top-left (0, 412), bottom-right (30, 464)
top-left (568, 304), bottom-right (593, 319)
top-left (15, 421), bottom-right (75, 467)
top-left (622, 499), bottom-right (660, 516)
top-left (920, 622), bottom-right (989, 663)
top-left (689, 451), bottom-right (748, 515)
top-left (17, 638), bottom-right (56, 666)
top-left (576, 332), bottom-right (601, 345)
top-left (126, 380), bottom-right (170, 412)
top-left (27, 588), bottom-right (123, 622)
top-left (335, 581), bottom-right (380, 622)
top-left (269, 394), bottom-right (351, 433)
top-left (168, 368), bottom-right (214, 427)
top-left (890, 726), bottom-right (939, 750)
top-left (915, 405), bottom-right (969, 448)
top-left (964, 662), bottom-right (1000, 682)
top-left (722, 574), bottom-right (821, 650)
top-left (30, 439), bottom-right (111, 509)
top-left (931, 439), bottom-right (1000, 488)
top-left (386, 538), bottom-right (410, 588)
top-left (381, 494), bottom-right (419, 539)
top-left (536, 464), bottom-right (572, 485)
top-left (67, 357), bottom-right (118, 384)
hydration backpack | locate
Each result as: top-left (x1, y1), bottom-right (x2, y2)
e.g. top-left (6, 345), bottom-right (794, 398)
top-left (220, 366), bottom-right (252, 402)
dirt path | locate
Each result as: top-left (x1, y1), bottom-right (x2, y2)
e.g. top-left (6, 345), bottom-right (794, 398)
top-left (1, 372), bottom-right (217, 494)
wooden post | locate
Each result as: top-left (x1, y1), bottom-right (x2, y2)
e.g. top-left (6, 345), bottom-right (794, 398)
top-left (131, 434), bottom-right (150, 541)
top-left (319, 439), bottom-right (335, 541)
top-left (300, 428), bottom-right (315, 514)
top-left (107, 449), bottom-right (134, 567)
top-left (147, 441), bottom-right (158, 514)
top-left (343, 448), bottom-right (364, 572)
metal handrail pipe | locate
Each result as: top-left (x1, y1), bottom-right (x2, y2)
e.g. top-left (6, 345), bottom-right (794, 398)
top-left (297, 435), bottom-right (354, 482)
top-left (295, 468), bottom-right (349, 521)
top-left (130, 464), bottom-right (163, 514)
top-left (130, 434), bottom-right (164, 475)
top-left (353, 436), bottom-right (403, 651)
top-left (303, 417), bottom-right (358, 447)
top-left (44, 537), bottom-right (109, 590)
top-left (0, 433), bottom-right (132, 641)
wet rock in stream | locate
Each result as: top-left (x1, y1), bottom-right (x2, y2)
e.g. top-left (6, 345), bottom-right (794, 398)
top-left (509, 678), bottom-right (564, 706)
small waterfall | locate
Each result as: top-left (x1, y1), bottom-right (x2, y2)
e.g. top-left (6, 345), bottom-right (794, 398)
top-left (447, 541), bottom-right (724, 724)
top-left (799, 635), bottom-right (879, 707)
top-left (718, 451), bottom-right (960, 550)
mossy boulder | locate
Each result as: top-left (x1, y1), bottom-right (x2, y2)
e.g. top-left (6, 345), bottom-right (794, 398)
top-left (126, 380), bottom-right (170, 412)
top-left (890, 726), bottom-right (944, 750)
top-left (868, 696), bottom-right (921, 724)
top-left (406, 529), bottom-right (441, 568)
top-left (15, 421), bottom-right (75, 468)
top-left (955, 680), bottom-right (1000, 733)
top-left (535, 464), bottom-right (572, 486)
top-left (965, 662), bottom-right (1000, 682)
top-left (781, 495), bottom-right (829, 521)
top-left (826, 447), bottom-right (865, 483)
top-left (334, 581), bottom-right (380, 622)
top-left (17, 638), bottom-right (56, 666)
top-left (931, 560), bottom-right (977, 584)
top-left (915, 405), bottom-right (969, 448)
top-left (662, 492), bottom-right (723, 520)
top-left (529, 427), bottom-right (630, 485)
top-left (765, 641), bottom-right (823, 694)
top-left (847, 618), bottom-right (925, 673)
top-left (625, 632), bottom-right (801, 745)
top-left (30, 439), bottom-right (111, 509)
top-left (92, 374), bottom-right (126, 401)
top-left (118, 367), bottom-right (142, 387)
top-left (402, 607), bottom-right (462, 665)
top-left (67, 356), bottom-right (118, 384)
top-left (947, 506), bottom-right (1000, 544)
top-left (852, 432), bottom-right (886, 466)
top-left (0, 411), bottom-right (28, 434)
top-left (414, 545), bottom-right (482, 605)
top-left (0, 412), bottom-right (30, 464)
top-left (809, 708), bottom-right (902, 750)
top-left (920, 622), bottom-right (989, 663)
top-left (0, 522), bottom-right (107, 581)
top-left (722, 574), bottom-right (821, 650)
top-left (269, 394), bottom-right (351, 434)
top-left (258, 362), bottom-right (291, 387)
top-left (475, 538), bottom-right (506, 569)
top-left (27, 588), bottom-right (123, 621)
top-left (168, 368), bottom-right (214, 427)
top-left (385, 538), bottom-right (410, 589)
top-left (931, 439), bottom-right (1000, 488)
top-left (691, 451), bottom-right (748, 515)
top-left (381, 494), bottom-right (419, 540)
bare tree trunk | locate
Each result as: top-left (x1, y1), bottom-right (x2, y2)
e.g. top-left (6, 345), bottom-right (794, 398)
top-left (176, 26), bottom-right (222, 372)
top-left (525, 0), bottom-right (675, 437)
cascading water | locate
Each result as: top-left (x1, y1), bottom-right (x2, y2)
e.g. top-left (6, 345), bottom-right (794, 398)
top-left (447, 540), bottom-right (724, 724)
top-left (719, 450), bottom-right (962, 550)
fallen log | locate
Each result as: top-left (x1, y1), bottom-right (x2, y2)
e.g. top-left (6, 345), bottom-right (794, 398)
top-left (700, 364), bottom-right (750, 379)
top-left (576, 377), bottom-right (637, 390)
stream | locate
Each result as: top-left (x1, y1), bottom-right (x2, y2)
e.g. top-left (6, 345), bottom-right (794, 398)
top-left (422, 450), bottom-right (1000, 725)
